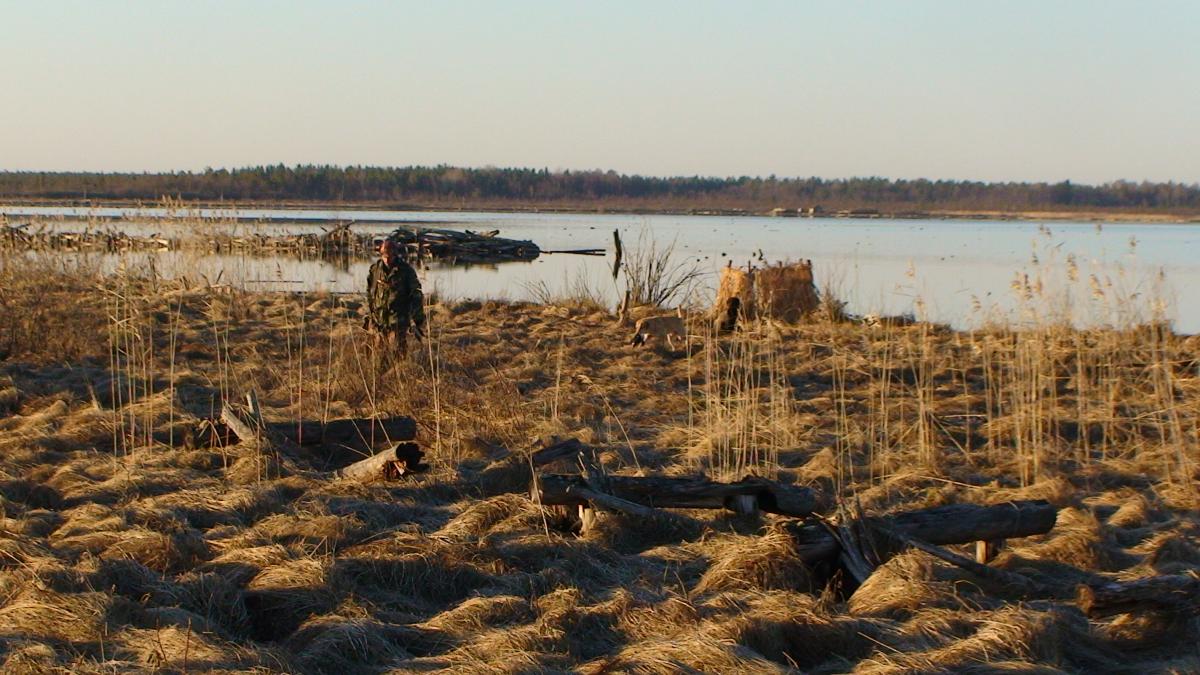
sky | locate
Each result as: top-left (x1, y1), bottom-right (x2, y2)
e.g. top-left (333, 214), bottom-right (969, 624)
top-left (1, 1), bottom-right (1197, 184)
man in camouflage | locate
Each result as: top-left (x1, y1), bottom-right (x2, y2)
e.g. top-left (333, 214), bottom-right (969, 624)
top-left (366, 239), bottom-right (425, 353)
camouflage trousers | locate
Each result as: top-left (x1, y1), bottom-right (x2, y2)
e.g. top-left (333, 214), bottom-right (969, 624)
top-left (374, 324), bottom-right (411, 357)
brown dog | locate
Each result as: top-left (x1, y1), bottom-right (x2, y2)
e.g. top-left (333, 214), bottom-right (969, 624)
top-left (630, 312), bottom-right (686, 350)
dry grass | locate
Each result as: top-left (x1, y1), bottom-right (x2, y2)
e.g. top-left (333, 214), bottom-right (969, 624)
top-left (0, 249), bottom-right (1196, 673)
top-left (755, 260), bottom-right (820, 322)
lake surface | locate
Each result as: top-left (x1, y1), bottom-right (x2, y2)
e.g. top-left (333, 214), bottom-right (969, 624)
top-left (4, 205), bottom-right (1198, 332)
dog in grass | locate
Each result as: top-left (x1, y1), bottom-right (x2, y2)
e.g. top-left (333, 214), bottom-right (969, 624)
top-left (630, 310), bottom-right (686, 351)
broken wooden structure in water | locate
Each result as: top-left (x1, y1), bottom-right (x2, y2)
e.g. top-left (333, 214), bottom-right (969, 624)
top-left (0, 220), bottom-right (586, 266)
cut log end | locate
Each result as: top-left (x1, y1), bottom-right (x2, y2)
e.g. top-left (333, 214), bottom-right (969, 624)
top-left (337, 442), bottom-right (426, 482)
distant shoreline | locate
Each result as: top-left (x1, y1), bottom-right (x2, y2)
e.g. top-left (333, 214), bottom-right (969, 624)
top-left (2, 198), bottom-right (1198, 224)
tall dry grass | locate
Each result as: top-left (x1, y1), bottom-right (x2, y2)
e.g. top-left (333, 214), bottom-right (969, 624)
top-left (0, 219), bottom-right (1197, 672)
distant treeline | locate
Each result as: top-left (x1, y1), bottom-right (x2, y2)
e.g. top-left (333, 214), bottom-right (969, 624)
top-left (2, 165), bottom-right (1199, 214)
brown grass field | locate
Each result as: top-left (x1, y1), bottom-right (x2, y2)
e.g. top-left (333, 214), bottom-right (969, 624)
top-left (0, 251), bottom-right (1197, 674)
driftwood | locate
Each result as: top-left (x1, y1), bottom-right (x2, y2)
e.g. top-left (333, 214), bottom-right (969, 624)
top-left (277, 417), bottom-right (416, 449)
top-left (566, 483), bottom-right (666, 521)
top-left (189, 414), bottom-right (416, 452)
top-left (335, 442), bottom-right (426, 481)
top-left (1077, 573), bottom-right (1200, 617)
top-left (785, 500), bottom-right (1058, 566)
top-left (541, 248), bottom-right (606, 256)
top-left (822, 502), bottom-right (886, 584)
top-left (531, 473), bottom-right (826, 517)
top-left (886, 527), bottom-right (1050, 595)
top-left (389, 226), bottom-right (540, 264)
top-left (209, 396), bottom-right (422, 481)
top-left (529, 443), bottom-right (698, 533)
top-left (3, 221), bottom-right (549, 266)
top-left (530, 438), bottom-right (587, 466)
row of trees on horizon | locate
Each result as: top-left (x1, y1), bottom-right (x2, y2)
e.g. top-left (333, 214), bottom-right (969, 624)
top-left (2, 165), bottom-right (1198, 213)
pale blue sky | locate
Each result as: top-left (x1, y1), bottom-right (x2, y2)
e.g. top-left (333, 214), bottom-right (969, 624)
top-left (1, 1), bottom-right (1197, 182)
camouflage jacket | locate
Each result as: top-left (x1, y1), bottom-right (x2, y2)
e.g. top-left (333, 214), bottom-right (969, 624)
top-left (366, 258), bottom-right (425, 333)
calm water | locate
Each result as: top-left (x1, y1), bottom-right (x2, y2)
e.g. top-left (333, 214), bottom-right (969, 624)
top-left (4, 205), bottom-right (1198, 332)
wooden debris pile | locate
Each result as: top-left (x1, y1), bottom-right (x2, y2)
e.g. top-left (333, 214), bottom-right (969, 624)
top-left (3, 220), bottom-right (561, 265)
top-left (799, 500), bottom-right (1060, 591)
top-left (188, 392), bottom-right (423, 481)
top-left (526, 438), bottom-right (828, 532)
top-left (387, 226), bottom-right (541, 264)
top-left (522, 445), bottom-right (1199, 623)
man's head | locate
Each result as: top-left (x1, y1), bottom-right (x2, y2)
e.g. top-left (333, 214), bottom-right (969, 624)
top-left (379, 239), bottom-right (397, 265)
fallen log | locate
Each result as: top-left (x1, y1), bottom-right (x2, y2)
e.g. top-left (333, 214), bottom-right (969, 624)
top-left (784, 500), bottom-right (1058, 566)
top-left (568, 484), bottom-right (667, 521)
top-left (541, 248), bottom-right (606, 256)
top-left (1077, 573), bottom-right (1200, 617)
top-left (188, 414), bottom-right (416, 452)
top-left (277, 416), bottom-right (417, 448)
top-left (531, 473), bottom-right (826, 517)
top-left (335, 442), bottom-right (426, 481)
top-left (886, 527), bottom-right (1051, 595)
top-left (530, 438), bottom-right (587, 466)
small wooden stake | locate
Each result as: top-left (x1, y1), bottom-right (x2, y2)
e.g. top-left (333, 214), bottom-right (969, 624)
top-left (975, 539), bottom-right (1002, 564)
top-left (578, 504), bottom-right (598, 534)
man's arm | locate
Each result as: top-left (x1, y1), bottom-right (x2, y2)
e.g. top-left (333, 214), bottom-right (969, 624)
top-left (404, 265), bottom-right (426, 336)
top-left (364, 263), bottom-right (380, 330)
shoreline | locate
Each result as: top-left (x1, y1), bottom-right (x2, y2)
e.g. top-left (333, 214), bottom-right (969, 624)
top-left (2, 197), bottom-right (1199, 224)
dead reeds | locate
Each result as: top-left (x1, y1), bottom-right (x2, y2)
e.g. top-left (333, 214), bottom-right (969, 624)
top-left (0, 233), bottom-right (1197, 673)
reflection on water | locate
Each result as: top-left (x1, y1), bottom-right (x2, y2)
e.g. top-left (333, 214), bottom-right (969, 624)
top-left (5, 206), bottom-right (1199, 332)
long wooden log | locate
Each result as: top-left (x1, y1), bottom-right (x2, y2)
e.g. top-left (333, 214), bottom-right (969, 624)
top-left (190, 415), bottom-right (415, 451)
top-left (277, 416), bottom-right (416, 448)
top-left (785, 500), bottom-right (1058, 565)
top-left (335, 442), bottom-right (425, 481)
top-left (887, 528), bottom-right (1050, 595)
top-left (532, 473), bottom-right (826, 517)
top-left (530, 439), bottom-right (586, 466)
top-left (1077, 574), bottom-right (1200, 617)
top-left (569, 485), bottom-right (668, 521)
